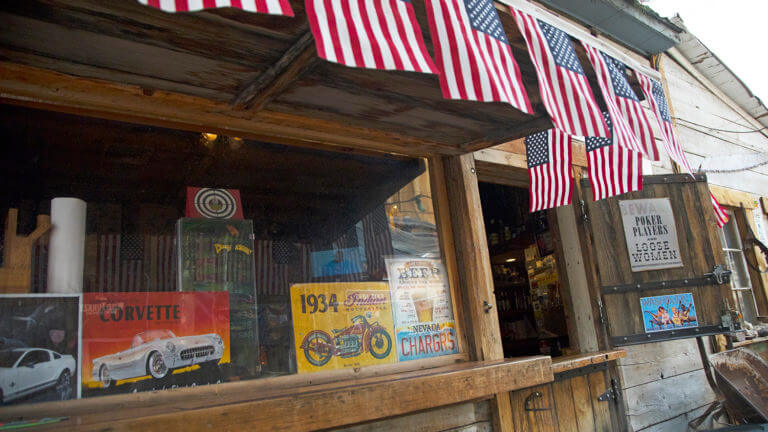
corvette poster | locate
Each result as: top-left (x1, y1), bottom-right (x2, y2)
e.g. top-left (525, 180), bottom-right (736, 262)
top-left (81, 292), bottom-right (230, 396)
top-left (290, 282), bottom-right (396, 374)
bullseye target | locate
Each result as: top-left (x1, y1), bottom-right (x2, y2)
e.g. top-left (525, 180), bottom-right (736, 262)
top-left (194, 188), bottom-right (238, 219)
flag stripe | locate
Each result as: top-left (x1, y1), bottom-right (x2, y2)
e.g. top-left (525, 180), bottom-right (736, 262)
top-left (138, 0), bottom-right (293, 15)
top-left (527, 129), bottom-right (572, 211)
top-left (306, 0), bottom-right (437, 73)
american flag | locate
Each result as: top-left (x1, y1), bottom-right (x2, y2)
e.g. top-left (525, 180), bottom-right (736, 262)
top-left (586, 112), bottom-right (642, 201)
top-left (511, 8), bottom-right (608, 138)
top-left (255, 240), bottom-right (311, 296)
top-left (425, 0), bottom-right (532, 112)
top-left (96, 234), bottom-right (177, 292)
top-left (137, 0), bottom-right (293, 15)
top-left (636, 71), bottom-right (692, 174)
top-left (525, 129), bottom-right (572, 211)
top-left (582, 43), bottom-right (658, 160)
top-left (710, 193), bottom-right (729, 228)
top-left (306, 0), bottom-right (437, 73)
top-left (636, 71), bottom-right (729, 226)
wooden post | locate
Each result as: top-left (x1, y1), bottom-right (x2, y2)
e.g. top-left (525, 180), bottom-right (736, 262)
top-left (0, 209), bottom-right (51, 293)
top-left (441, 154), bottom-right (513, 431)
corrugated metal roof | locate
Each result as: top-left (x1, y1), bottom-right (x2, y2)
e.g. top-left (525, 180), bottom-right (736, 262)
top-left (671, 16), bottom-right (768, 128)
top-left (535, 0), bottom-right (682, 55)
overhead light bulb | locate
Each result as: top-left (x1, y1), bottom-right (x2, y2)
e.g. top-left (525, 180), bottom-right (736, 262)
top-left (506, 258), bottom-right (516, 263)
top-left (202, 132), bottom-right (218, 141)
top-left (229, 136), bottom-right (243, 150)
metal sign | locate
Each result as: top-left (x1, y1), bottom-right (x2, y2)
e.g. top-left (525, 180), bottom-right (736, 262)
top-left (619, 198), bottom-right (683, 272)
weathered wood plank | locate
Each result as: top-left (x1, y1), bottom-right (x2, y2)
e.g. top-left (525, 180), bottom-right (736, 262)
top-left (622, 368), bottom-right (718, 431)
top-left (617, 339), bottom-right (705, 389)
top-left (18, 358), bottom-right (553, 431)
top-left (551, 350), bottom-right (626, 374)
top-left (552, 379), bottom-right (579, 432)
top-left (231, 30), bottom-right (317, 109)
top-left (569, 375), bottom-right (596, 432)
top-left (586, 372), bottom-right (612, 432)
top-left (335, 401), bottom-right (490, 432)
top-left (0, 62), bottom-right (460, 157)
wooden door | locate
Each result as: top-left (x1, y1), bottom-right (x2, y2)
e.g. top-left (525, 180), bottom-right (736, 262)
top-left (576, 173), bottom-right (730, 347)
top-left (509, 365), bottom-right (618, 432)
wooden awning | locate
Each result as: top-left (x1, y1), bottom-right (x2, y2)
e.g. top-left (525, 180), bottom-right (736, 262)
top-left (0, 0), bottom-right (638, 157)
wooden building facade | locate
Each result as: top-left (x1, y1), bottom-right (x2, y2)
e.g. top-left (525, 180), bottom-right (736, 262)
top-left (0, 1), bottom-right (761, 431)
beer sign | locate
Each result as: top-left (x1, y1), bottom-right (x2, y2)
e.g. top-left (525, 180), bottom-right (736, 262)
top-left (385, 258), bottom-right (458, 361)
top-left (619, 198), bottom-right (683, 272)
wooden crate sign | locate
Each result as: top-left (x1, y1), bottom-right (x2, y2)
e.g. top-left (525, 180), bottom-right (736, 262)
top-left (618, 198), bottom-right (683, 272)
top-left (577, 174), bottom-right (730, 346)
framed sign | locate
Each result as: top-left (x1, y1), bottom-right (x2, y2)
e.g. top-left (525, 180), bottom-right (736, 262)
top-left (619, 198), bottom-right (683, 272)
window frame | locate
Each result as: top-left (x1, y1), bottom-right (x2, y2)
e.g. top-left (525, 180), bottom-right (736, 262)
top-left (719, 208), bottom-right (760, 323)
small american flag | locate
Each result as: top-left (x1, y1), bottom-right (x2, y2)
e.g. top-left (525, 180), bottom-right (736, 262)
top-left (137, 0), bottom-right (293, 15)
top-left (255, 240), bottom-right (311, 296)
top-left (306, 0), bottom-right (437, 73)
top-left (637, 71), bottom-right (729, 226)
top-left (582, 43), bottom-right (658, 160)
top-left (511, 8), bottom-right (608, 138)
top-left (711, 193), bottom-right (729, 228)
top-left (636, 71), bottom-right (692, 174)
top-left (586, 112), bottom-right (642, 201)
top-left (525, 129), bottom-right (572, 211)
top-left (425, 0), bottom-right (532, 112)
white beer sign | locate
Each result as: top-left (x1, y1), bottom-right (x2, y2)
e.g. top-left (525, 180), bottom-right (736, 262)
top-left (619, 198), bottom-right (683, 272)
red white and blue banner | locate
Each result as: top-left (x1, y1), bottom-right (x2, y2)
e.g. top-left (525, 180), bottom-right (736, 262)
top-left (583, 42), bottom-right (659, 160)
top-left (586, 112), bottom-right (642, 201)
top-left (511, 7), bottom-right (608, 138)
top-left (525, 128), bottom-right (572, 211)
top-left (305, 0), bottom-right (438, 73)
top-left (424, 0), bottom-right (532, 112)
top-left (137, 0), bottom-right (293, 16)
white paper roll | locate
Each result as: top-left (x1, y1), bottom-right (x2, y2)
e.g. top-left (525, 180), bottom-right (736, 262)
top-left (47, 198), bottom-right (87, 293)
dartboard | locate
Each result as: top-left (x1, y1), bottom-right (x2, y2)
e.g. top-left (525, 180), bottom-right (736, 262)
top-left (193, 188), bottom-right (238, 219)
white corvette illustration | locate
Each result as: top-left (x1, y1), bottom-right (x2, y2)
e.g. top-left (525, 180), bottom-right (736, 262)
top-left (0, 348), bottom-right (75, 404)
top-left (92, 329), bottom-right (224, 388)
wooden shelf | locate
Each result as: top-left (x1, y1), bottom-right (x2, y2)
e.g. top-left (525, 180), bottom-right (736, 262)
top-left (551, 349), bottom-right (627, 374)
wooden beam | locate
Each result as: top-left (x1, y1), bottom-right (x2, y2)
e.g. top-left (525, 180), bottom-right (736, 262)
top-left (1, 357), bottom-right (553, 431)
top-left (231, 30), bottom-right (317, 110)
top-left (442, 153), bottom-right (516, 431)
top-left (461, 115), bottom-right (552, 151)
top-left (709, 184), bottom-right (757, 209)
top-left (0, 62), bottom-right (459, 157)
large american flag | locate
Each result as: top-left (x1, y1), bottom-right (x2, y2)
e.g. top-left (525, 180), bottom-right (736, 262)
top-left (511, 8), bottom-right (608, 138)
top-left (582, 43), bottom-right (658, 160)
top-left (586, 112), bottom-right (642, 201)
top-left (425, 0), bottom-right (532, 112)
top-left (636, 71), bottom-right (729, 227)
top-left (306, 0), bottom-right (437, 73)
top-left (96, 234), bottom-right (177, 292)
top-left (525, 129), bottom-right (572, 211)
top-left (137, 0), bottom-right (293, 15)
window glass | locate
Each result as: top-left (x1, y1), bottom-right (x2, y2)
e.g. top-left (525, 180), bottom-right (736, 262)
top-left (0, 105), bottom-right (458, 404)
top-left (719, 210), bottom-right (758, 324)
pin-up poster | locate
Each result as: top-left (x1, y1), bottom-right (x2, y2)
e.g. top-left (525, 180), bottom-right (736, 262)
top-left (290, 283), bottom-right (396, 374)
top-left (0, 295), bottom-right (82, 405)
top-left (81, 292), bottom-right (230, 396)
top-left (385, 258), bottom-right (458, 361)
top-left (640, 293), bottom-right (698, 333)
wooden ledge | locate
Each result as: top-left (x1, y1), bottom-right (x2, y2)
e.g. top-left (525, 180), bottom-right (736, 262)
top-left (551, 349), bottom-right (626, 374)
top-left (2, 356), bottom-right (551, 431)
top-left (733, 336), bottom-right (768, 349)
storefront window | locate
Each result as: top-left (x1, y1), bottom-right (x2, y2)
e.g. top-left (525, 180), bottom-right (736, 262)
top-left (719, 209), bottom-right (759, 324)
top-left (0, 105), bottom-right (459, 406)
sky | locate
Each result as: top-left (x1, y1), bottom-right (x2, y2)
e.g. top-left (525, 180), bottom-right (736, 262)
top-left (643, 1), bottom-right (768, 102)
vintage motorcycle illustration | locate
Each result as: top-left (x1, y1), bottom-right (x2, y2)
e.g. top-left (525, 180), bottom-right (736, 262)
top-left (299, 314), bottom-right (392, 366)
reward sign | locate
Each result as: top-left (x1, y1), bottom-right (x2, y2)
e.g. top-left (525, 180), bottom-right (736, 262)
top-left (619, 198), bottom-right (683, 272)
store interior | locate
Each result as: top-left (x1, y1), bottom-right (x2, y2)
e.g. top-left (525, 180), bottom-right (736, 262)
top-left (479, 182), bottom-right (570, 358)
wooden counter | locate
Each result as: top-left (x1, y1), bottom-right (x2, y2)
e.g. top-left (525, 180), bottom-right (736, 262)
top-left (0, 356), bottom-right (552, 431)
top-left (551, 349), bottom-right (627, 374)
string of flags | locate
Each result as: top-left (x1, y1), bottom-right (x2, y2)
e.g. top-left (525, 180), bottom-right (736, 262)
top-left (134, 0), bottom-right (728, 227)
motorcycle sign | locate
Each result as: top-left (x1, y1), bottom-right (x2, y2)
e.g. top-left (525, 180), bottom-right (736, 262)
top-left (290, 283), bottom-right (396, 373)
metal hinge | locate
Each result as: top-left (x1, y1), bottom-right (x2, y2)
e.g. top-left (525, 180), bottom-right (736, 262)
top-left (524, 391), bottom-right (552, 412)
top-left (597, 378), bottom-right (619, 403)
top-left (579, 199), bottom-right (589, 223)
top-left (597, 299), bottom-right (607, 325)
